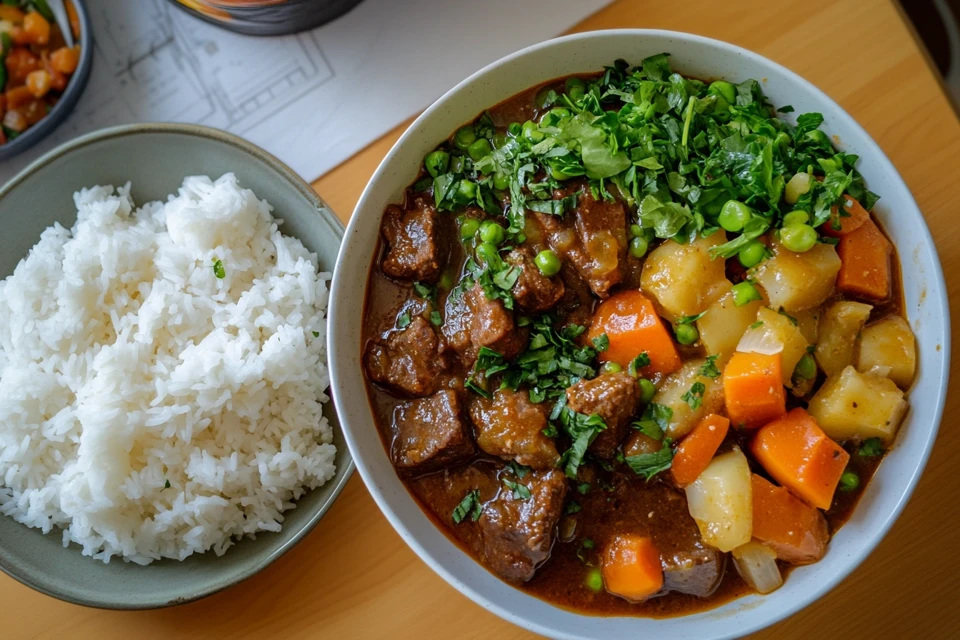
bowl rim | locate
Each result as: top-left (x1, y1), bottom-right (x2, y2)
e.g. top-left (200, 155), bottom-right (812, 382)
top-left (0, 122), bottom-right (356, 610)
top-left (0, 0), bottom-right (95, 161)
top-left (329, 28), bottom-right (951, 638)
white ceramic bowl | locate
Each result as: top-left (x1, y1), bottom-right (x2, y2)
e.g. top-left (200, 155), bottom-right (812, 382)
top-left (328, 30), bottom-right (950, 638)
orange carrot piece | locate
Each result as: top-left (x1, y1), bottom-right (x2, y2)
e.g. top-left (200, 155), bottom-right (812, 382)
top-left (722, 352), bottom-right (786, 429)
top-left (821, 196), bottom-right (870, 237)
top-left (671, 414), bottom-right (730, 486)
top-left (750, 408), bottom-right (850, 510)
top-left (836, 219), bottom-right (891, 300)
top-left (602, 534), bottom-right (664, 602)
top-left (588, 289), bottom-right (681, 378)
top-left (752, 474), bottom-right (829, 564)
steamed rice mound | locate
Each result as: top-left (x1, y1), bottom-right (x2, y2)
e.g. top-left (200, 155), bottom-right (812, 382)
top-left (0, 174), bottom-right (336, 564)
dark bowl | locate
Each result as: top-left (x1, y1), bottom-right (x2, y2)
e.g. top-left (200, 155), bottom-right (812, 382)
top-left (0, 0), bottom-right (94, 161)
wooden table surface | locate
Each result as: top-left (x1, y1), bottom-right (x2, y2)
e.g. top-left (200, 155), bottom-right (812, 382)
top-left (5, 0), bottom-right (960, 638)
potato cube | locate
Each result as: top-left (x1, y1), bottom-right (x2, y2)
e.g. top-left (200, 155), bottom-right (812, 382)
top-left (815, 301), bottom-right (873, 378)
top-left (641, 233), bottom-right (728, 322)
top-left (752, 238), bottom-right (841, 312)
top-left (857, 315), bottom-right (916, 389)
top-left (654, 358), bottom-right (725, 440)
top-left (807, 366), bottom-right (908, 443)
top-left (738, 307), bottom-right (810, 387)
top-left (698, 284), bottom-right (763, 365)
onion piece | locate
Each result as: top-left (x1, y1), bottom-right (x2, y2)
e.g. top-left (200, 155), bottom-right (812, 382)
top-left (737, 325), bottom-right (784, 356)
top-left (732, 541), bottom-right (783, 594)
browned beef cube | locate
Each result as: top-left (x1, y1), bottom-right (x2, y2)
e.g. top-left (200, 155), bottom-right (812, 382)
top-left (565, 372), bottom-right (639, 458)
top-left (380, 200), bottom-right (442, 282)
top-left (478, 469), bottom-right (568, 583)
top-left (442, 282), bottom-right (526, 365)
top-left (662, 540), bottom-right (726, 597)
top-left (468, 388), bottom-right (559, 469)
top-left (391, 390), bottom-right (474, 475)
top-left (506, 247), bottom-right (565, 313)
top-left (364, 315), bottom-right (448, 397)
top-left (535, 186), bottom-right (627, 298)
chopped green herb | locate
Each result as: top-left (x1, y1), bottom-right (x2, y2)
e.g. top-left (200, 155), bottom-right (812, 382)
top-left (592, 333), bottom-right (610, 352)
top-left (625, 442), bottom-right (674, 481)
top-left (464, 378), bottom-right (492, 399)
top-left (164, 479), bottom-right (170, 489)
top-left (397, 311), bottom-right (412, 329)
top-left (676, 311), bottom-right (707, 325)
top-left (506, 460), bottom-right (531, 478)
top-left (430, 310), bottom-right (443, 326)
top-left (577, 538), bottom-right (596, 564)
top-left (627, 352), bottom-right (651, 377)
top-left (576, 482), bottom-right (591, 495)
top-left (778, 307), bottom-right (799, 326)
top-left (452, 489), bottom-right (483, 523)
top-left (749, 320), bottom-right (765, 329)
top-left (564, 501), bottom-right (583, 516)
top-left (858, 438), bottom-right (885, 457)
top-left (503, 479), bottom-right (532, 501)
top-left (558, 409), bottom-right (607, 478)
top-left (681, 381), bottom-right (706, 410)
top-left (312, 331), bottom-right (320, 338)
top-left (212, 258), bottom-right (225, 279)
top-left (698, 354), bottom-right (721, 379)
top-left (413, 281), bottom-right (437, 301)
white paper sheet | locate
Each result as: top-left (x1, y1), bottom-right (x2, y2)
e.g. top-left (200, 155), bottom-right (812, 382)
top-left (0, 0), bottom-right (611, 185)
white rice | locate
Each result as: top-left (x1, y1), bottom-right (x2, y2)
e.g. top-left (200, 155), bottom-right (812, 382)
top-left (0, 174), bottom-right (336, 564)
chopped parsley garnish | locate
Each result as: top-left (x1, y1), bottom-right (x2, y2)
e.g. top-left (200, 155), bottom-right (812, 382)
top-left (749, 320), bottom-right (765, 329)
top-left (576, 482), bottom-right (591, 495)
top-left (430, 311), bottom-right (443, 326)
top-left (212, 258), bottom-right (225, 279)
top-left (591, 333), bottom-right (610, 352)
top-left (452, 489), bottom-right (483, 524)
top-left (625, 442), bottom-right (674, 481)
top-left (164, 479), bottom-right (170, 489)
top-left (576, 538), bottom-right (596, 564)
top-left (396, 311), bottom-right (412, 329)
top-left (312, 331), bottom-right (320, 338)
top-left (682, 381), bottom-right (706, 410)
top-left (677, 311), bottom-right (707, 325)
top-left (506, 460), bottom-right (531, 478)
top-left (627, 351), bottom-right (651, 376)
top-left (503, 479), bottom-right (532, 501)
top-left (413, 281), bottom-right (437, 302)
top-left (557, 409), bottom-right (607, 478)
top-left (464, 378), bottom-right (492, 399)
top-left (564, 501), bottom-right (583, 515)
top-left (778, 307), bottom-right (799, 326)
top-left (698, 354), bottom-right (721, 378)
top-left (858, 438), bottom-right (885, 457)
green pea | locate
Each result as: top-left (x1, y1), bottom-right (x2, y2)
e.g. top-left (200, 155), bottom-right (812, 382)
top-left (507, 122), bottom-right (522, 137)
top-left (453, 126), bottom-right (477, 150)
top-left (793, 353), bottom-right (817, 381)
top-left (782, 210), bottom-right (810, 227)
top-left (492, 132), bottom-right (508, 149)
top-left (629, 224), bottom-right (644, 238)
top-left (565, 76), bottom-right (587, 101)
top-left (708, 80), bottom-right (737, 104)
top-left (423, 150), bottom-right (450, 178)
top-left (738, 240), bottom-right (767, 268)
top-left (458, 179), bottom-right (477, 201)
top-left (479, 220), bottom-right (506, 245)
top-left (601, 361), bottom-right (623, 375)
top-left (675, 323), bottom-right (699, 346)
top-left (585, 567), bottom-right (603, 593)
top-left (629, 236), bottom-right (649, 259)
top-left (493, 172), bottom-right (510, 191)
top-left (521, 120), bottom-right (544, 143)
top-left (449, 155), bottom-right (466, 173)
top-left (476, 242), bottom-right (500, 265)
top-left (718, 200), bottom-right (752, 233)
top-left (839, 470), bottom-right (860, 492)
top-left (539, 107), bottom-right (571, 127)
top-left (534, 249), bottom-right (561, 277)
top-left (780, 223), bottom-right (818, 253)
top-left (731, 281), bottom-right (762, 307)
top-left (460, 217), bottom-right (480, 239)
top-left (467, 138), bottom-right (492, 162)
top-left (637, 378), bottom-right (656, 404)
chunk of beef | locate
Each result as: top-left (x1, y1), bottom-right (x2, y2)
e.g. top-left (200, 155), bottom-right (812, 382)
top-left (364, 315), bottom-right (448, 397)
top-left (442, 282), bottom-right (526, 365)
top-left (661, 540), bottom-right (725, 598)
top-left (478, 469), bottom-right (568, 583)
top-left (535, 186), bottom-right (627, 298)
top-left (469, 388), bottom-right (559, 469)
top-left (391, 390), bottom-right (474, 475)
top-left (565, 372), bottom-right (639, 458)
top-left (380, 199), bottom-right (442, 282)
top-left (506, 247), bottom-right (565, 313)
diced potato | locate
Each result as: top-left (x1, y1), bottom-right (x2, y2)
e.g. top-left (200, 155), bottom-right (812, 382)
top-left (697, 283), bottom-right (763, 365)
top-left (653, 359), bottom-right (725, 440)
top-left (641, 232), bottom-right (728, 322)
top-left (807, 366), bottom-right (908, 443)
top-left (685, 447), bottom-right (753, 552)
top-left (857, 315), bottom-right (917, 389)
top-left (815, 301), bottom-right (873, 378)
top-left (732, 541), bottom-right (783, 594)
top-left (752, 238), bottom-right (841, 312)
top-left (738, 307), bottom-right (809, 387)
top-left (794, 307), bottom-right (821, 345)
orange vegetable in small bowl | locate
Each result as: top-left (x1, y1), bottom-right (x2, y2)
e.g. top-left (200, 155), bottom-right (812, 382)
top-left (587, 289), bottom-right (681, 378)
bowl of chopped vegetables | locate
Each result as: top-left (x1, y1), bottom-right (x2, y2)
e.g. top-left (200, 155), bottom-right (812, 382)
top-left (0, 0), bottom-right (92, 160)
top-left (328, 29), bottom-right (950, 639)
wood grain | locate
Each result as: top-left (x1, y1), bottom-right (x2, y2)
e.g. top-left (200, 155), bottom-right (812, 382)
top-left (4, 0), bottom-right (959, 638)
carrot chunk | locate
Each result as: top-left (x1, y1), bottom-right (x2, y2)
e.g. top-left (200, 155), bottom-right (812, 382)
top-left (588, 289), bottom-right (681, 378)
top-left (722, 352), bottom-right (786, 429)
top-left (752, 474), bottom-right (829, 564)
top-left (671, 413), bottom-right (730, 486)
top-left (750, 408), bottom-right (850, 510)
top-left (836, 219), bottom-right (891, 300)
top-left (601, 534), bottom-right (664, 602)
top-left (821, 196), bottom-right (870, 237)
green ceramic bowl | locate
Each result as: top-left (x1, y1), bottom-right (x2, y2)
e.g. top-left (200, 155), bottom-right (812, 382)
top-left (0, 123), bottom-right (353, 609)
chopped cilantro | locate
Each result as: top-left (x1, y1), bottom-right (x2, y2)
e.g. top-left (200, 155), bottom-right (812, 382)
top-left (698, 354), bottom-right (721, 378)
top-left (464, 378), bottom-right (492, 399)
top-left (778, 307), bottom-right (799, 326)
top-left (212, 258), bottom-right (225, 279)
top-left (164, 479), bottom-right (170, 489)
top-left (576, 482), bottom-right (591, 495)
top-left (591, 333), bottom-right (610, 352)
top-left (564, 501), bottom-right (583, 515)
top-left (413, 281), bottom-right (437, 302)
top-left (627, 352), bottom-right (651, 376)
top-left (677, 311), bottom-right (707, 325)
top-left (858, 438), bottom-right (885, 457)
top-left (452, 489), bottom-right (483, 524)
top-left (577, 538), bottom-right (596, 564)
top-left (681, 381), bottom-right (706, 410)
top-left (625, 443), bottom-right (674, 481)
top-left (749, 320), bottom-right (765, 329)
top-left (558, 409), bottom-right (607, 478)
top-left (506, 460), bottom-right (531, 478)
top-left (312, 331), bottom-right (320, 338)
top-left (430, 310), bottom-right (443, 326)
top-left (396, 311), bottom-right (412, 329)
top-left (503, 479), bottom-right (532, 501)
